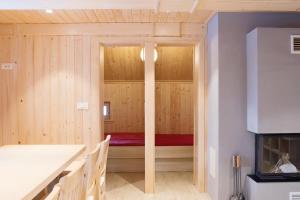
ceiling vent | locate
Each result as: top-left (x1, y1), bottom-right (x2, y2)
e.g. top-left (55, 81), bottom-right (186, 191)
top-left (291, 35), bottom-right (300, 54)
top-left (290, 192), bottom-right (300, 200)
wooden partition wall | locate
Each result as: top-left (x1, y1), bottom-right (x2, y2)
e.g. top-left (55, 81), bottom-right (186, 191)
top-left (0, 23), bottom-right (205, 193)
top-left (0, 35), bottom-right (101, 150)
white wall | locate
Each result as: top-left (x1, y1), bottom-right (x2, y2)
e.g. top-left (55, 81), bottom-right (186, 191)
top-left (247, 28), bottom-right (300, 134)
top-left (206, 12), bottom-right (300, 200)
top-left (207, 14), bottom-right (220, 200)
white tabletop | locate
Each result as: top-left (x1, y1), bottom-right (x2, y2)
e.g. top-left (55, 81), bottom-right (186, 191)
top-left (0, 145), bottom-right (85, 200)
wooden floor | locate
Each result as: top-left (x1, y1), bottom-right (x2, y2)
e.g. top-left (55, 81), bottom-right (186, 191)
top-left (106, 172), bottom-right (211, 200)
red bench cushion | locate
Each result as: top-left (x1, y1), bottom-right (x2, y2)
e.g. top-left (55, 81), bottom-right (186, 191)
top-left (105, 132), bottom-right (193, 146)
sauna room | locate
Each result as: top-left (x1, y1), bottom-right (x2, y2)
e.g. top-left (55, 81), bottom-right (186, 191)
top-left (103, 45), bottom-right (194, 175)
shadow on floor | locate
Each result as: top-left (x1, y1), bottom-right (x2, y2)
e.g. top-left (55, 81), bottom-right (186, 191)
top-left (106, 172), bottom-right (145, 193)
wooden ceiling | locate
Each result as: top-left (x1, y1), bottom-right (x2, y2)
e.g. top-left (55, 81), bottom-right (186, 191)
top-left (0, 0), bottom-right (211, 24)
top-left (0, 0), bottom-right (198, 11)
top-left (0, 0), bottom-right (299, 24)
top-left (0, 10), bottom-right (212, 24)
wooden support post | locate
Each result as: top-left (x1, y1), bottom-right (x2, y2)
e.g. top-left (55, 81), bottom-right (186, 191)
top-left (99, 45), bottom-right (105, 141)
top-left (144, 42), bottom-right (155, 193)
top-left (194, 40), bottom-right (206, 192)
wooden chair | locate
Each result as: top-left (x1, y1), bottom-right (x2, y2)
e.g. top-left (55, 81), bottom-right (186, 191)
top-left (95, 135), bottom-right (111, 200)
top-left (44, 185), bottom-right (61, 200)
top-left (85, 144), bottom-right (101, 199)
top-left (57, 160), bottom-right (86, 200)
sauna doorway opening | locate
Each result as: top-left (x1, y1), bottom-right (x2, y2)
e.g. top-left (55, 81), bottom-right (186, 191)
top-left (101, 43), bottom-right (205, 193)
top-left (103, 46), bottom-right (146, 183)
top-left (154, 45), bottom-right (195, 184)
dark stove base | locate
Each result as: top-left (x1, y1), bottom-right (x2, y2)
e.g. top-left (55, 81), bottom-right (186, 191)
top-left (249, 174), bottom-right (300, 183)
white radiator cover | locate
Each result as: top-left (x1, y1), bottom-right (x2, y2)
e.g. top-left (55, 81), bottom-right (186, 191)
top-left (247, 28), bottom-right (300, 134)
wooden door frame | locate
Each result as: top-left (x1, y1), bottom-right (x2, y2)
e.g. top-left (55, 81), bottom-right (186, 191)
top-left (98, 37), bottom-right (207, 193)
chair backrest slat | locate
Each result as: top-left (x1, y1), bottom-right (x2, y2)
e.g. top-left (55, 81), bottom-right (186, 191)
top-left (98, 135), bottom-right (110, 173)
top-left (85, 143), bottom-right (101, 197)
top-left (96, 135), bottom-right (111, 199)
top-left (58, 160), bottom-right (86, 200)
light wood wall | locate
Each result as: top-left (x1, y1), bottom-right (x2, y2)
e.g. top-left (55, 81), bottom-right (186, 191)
top-left (104, 81), bottom-right (193, 134)
top-left (155, 82), bottom-right (193, 134)
top-left (156, 46), bottom-right (193, 81)
top-left (104, 82), bottom-right (145, 133)
top-left (0, 23), bottom-right (202, 148)
top-left (0, 35), bottom-right (101, 150)
top-left (104, 47), bottom-right (144, 81)
top-left (0, 36), bottom-right (17, 145)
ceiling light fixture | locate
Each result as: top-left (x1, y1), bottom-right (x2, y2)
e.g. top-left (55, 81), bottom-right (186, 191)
top-left (45, 9), bottom-right (53, 14)
top-left (140, 48), bottom-right (158, 62)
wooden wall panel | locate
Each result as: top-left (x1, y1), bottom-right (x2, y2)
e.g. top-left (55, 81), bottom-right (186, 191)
top-left (0, 35), bottom-right (101, 150)
top-left (156, 46), bottom-right (193, 81)
top-left (104, 82), bottom-right (145, 133)
top-left (155, 82), bottom-right (194, 134)
top-left (0, 36), bottom-right (18, 145)
top-left (103, 81), bottom-right (193, 134)
top-left (104, 47), bottom-right (144, 81)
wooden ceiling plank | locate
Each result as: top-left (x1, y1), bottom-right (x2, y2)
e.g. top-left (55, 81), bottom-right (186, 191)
top-left (90, 10), bottom-right (99, 22)
top-left (0, 11), bottom-right (20, 23)
top-left (34, 11), bottom-right (53, 23)
top-left (63, 10), bottom-right (88, 23)
top-left (0, 9), bottom-right (213, 24)
top-left (155, 0), bottom-right (161, 13)
top-left (84, 10), bottom-right (98, 23)
top-left (14, 11), bottom-right (36, 23)
top-left (93, 10), bottom-right (104, 22)
top-left (190, 0), bottom-right (199, 13)
top-left (0, 0), bottom-right (157, 10)
top-left (56, 10), bottom-right (75, 23)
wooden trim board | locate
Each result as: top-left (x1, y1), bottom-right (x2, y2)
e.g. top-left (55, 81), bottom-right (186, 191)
top-left (107, 146), bottom-right (193, 172)
top-left (0, 23), bottom-right (203, 38)
top-left (193, 42), bottom-right (206, 191)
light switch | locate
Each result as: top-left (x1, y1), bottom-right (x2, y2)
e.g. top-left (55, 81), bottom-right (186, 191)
top-left (1, 63), bottom-right (16, 70)
top-left (77, 102), bottom-right (89, 110)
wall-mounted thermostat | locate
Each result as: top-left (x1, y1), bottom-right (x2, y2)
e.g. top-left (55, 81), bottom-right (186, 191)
top-left (1, 63), bottom-right (16, 70)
